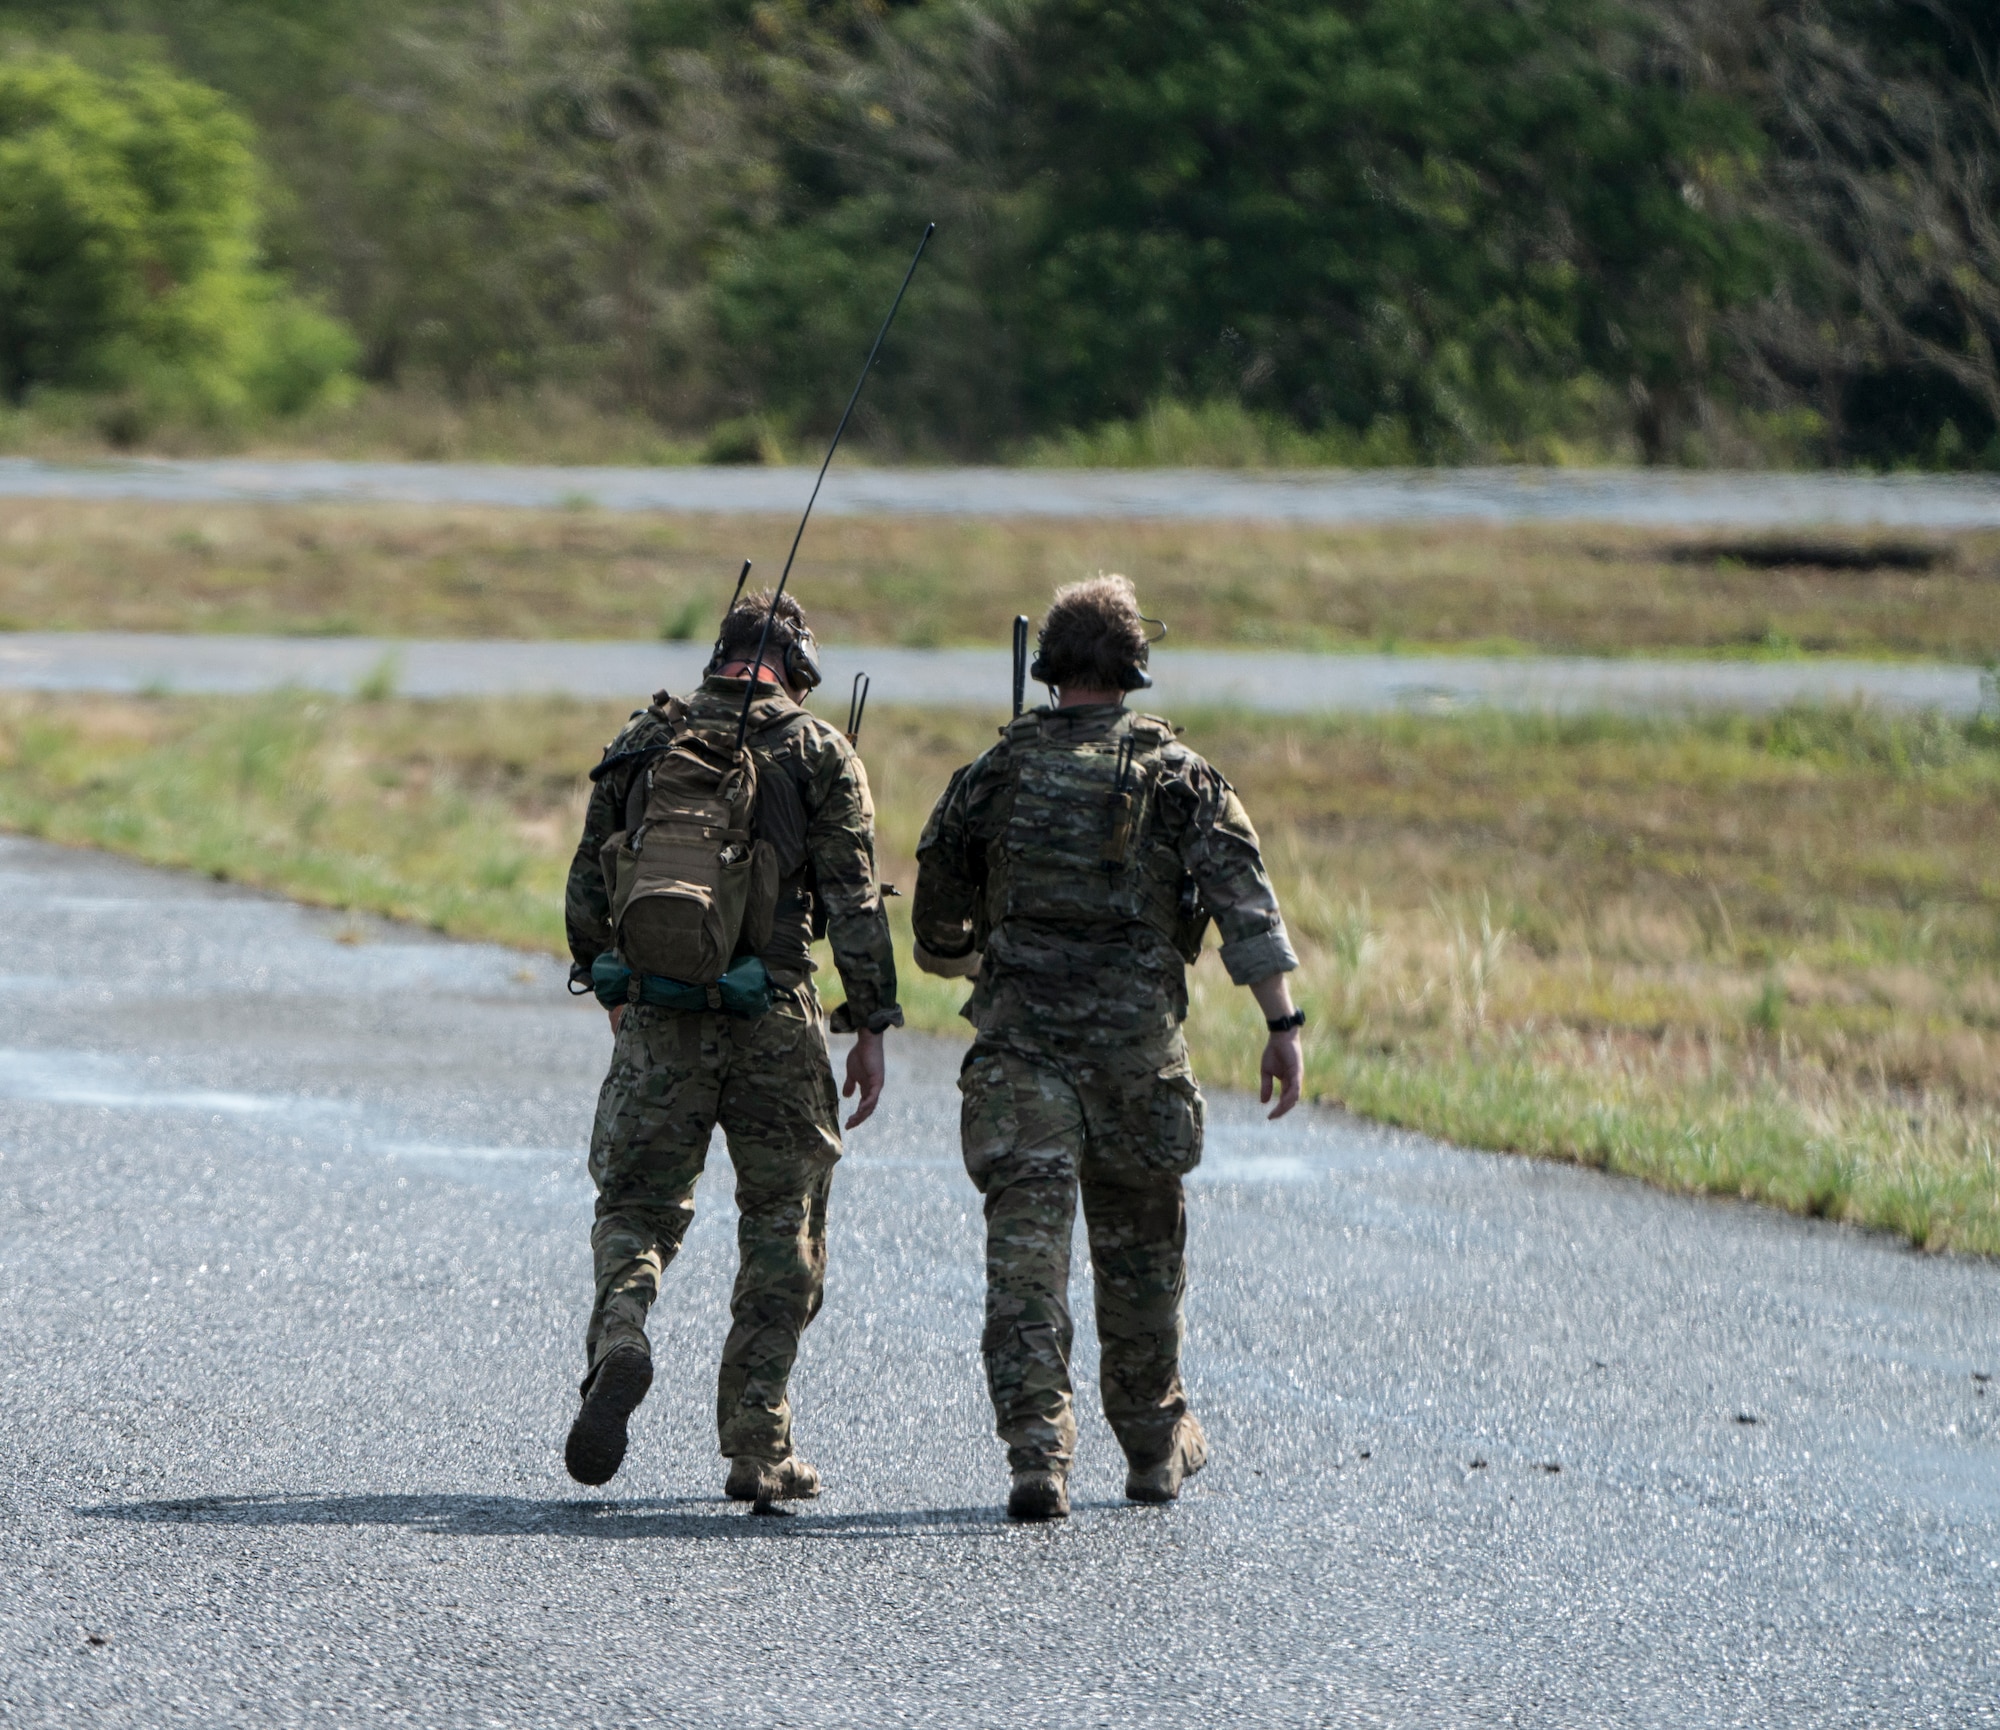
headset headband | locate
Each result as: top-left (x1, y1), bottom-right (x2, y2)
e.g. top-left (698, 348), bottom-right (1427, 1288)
top-left (1028, 614), bottom-right (1161, 692)
top-left (707, 611), bottom-right (822, 693)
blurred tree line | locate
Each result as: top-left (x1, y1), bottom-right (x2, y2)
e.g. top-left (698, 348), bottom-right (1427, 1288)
top-left (0, 0), bottom-right (1995, 465)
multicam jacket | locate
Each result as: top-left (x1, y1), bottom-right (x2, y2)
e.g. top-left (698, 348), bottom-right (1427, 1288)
top-left (565, 674), bottom-right (903, 1034)
top-left (912, 703), bottom-right (1296, 1045)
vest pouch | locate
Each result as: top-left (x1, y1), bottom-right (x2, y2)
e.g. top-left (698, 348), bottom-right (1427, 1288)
top-left (590, 950), bottom-right (635, 1010)
top-left (716, 953), bottom-right (774, 1018)
top-left (1171, 873), bottom-right (1212, 965)
top-left (598, 831), bottom-right (627, 906)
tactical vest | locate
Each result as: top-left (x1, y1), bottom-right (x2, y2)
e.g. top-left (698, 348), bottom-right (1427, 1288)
top-left (983, 711), bottom-right (1206, 961)
top-left (598, 695), bottom-right (784, 985)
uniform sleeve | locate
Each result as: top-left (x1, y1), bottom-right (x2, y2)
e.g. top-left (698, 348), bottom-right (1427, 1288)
top-left (564, 768), bottom-right (626, 976)
top-left (806, 733), bottom-right (904, 1034)
top-left (1172, 754), bottom-right (1298, 987)
top-left (911, 764), bottom-right (982, 974)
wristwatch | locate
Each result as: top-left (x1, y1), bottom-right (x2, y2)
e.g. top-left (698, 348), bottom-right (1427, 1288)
top-left (1266, 1008), bottom-right (1307, 1033)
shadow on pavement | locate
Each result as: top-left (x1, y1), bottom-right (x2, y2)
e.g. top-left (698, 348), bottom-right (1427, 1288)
top-left (76, 1492), bottom-right (1018, 1541)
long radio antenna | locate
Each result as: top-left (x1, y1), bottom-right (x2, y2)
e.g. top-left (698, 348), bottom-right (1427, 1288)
top-left (738, 222), bottom-right (935, 750)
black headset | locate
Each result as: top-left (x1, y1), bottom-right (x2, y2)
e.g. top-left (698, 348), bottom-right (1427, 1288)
top-left (1028, 619), bottom-right (1161, 692)
top-left (707, 614), bottom-right (823, 693)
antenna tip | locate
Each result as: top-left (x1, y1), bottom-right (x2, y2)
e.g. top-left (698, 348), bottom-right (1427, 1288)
top-left (924, 221), bottom-right (937, 236)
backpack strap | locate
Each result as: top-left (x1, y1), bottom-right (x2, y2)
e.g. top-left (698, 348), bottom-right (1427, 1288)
top-left (587, 697), bottom-right (687, 784)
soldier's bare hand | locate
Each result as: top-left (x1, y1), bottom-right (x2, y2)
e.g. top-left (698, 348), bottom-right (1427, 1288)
top-left (607, 1005), bottom-right (625, 1037)
top-left (843, 1028), bottom-right (885, 1129)
top-left (1260, 1030), bottom-right (1303, 1120)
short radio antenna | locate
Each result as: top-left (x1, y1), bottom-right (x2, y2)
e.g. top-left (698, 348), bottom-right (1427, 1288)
top-left (1011, 615), bottom-right (1029, 718)
top-left (738, 222), bottom-right (935, 751)
top-left (705, 559), bottom-right (753, 670)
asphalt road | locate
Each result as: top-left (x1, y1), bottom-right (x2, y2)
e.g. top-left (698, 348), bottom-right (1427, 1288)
top-left (0, 631), bottom-right (1986, 718)
top-left (6, 455), bottom-right (2000, 527)
top-left (1, 836), bottom-right (1996, 1726)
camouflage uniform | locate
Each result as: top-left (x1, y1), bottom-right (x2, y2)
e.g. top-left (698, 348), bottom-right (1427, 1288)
top-left (566, 674), bottom-right (901, 1462)
top-left (913, 703), bottom-right (1296, 1473)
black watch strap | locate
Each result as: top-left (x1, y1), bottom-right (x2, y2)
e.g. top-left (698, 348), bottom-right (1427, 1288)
top-left (1266, 1008), bottom-right (1306, 1033)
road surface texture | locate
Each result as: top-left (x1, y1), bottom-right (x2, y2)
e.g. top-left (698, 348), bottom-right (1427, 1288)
top-left (1, 836), bottom-right (1996, 1727)
top-left (0, 631), bottom-right (1986, 718)
top-left (5, 456), bottom-right (2000, 527)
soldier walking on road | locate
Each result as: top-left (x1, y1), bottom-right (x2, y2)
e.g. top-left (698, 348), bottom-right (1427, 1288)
top-left (912, 575), bottom-right (1305, 1522)
top-left (561, 591), bottom-right (902, 1507)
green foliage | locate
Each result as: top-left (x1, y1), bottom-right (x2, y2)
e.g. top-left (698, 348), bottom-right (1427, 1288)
top-left (0, 1), bottom-right (1984, 464)
top-left (707, 0), bottom-right (1780, 459)
top-left (1007, 0), bottom-right (1770, 457)
top-left (660, 597), bottom-right (708, 641)
top-left (1747, 974), bottom-right (1787, 1035)
top-left (351, 651), bottom-right (400, 702)
top-left (1023, 398), bottom-right (1419, 468)
top-left (0, 45), bottom-right (355, 430)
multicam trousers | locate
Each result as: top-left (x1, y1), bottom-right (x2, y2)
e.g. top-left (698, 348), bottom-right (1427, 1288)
top-left (585, 988), bottom-right (842, 1462)
top-left (957, 1029), bottom-right (1206, 1473)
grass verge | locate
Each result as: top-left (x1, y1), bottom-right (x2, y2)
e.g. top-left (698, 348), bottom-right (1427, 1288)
top-left (0, 497), bottom-right (1994, 661)
top-left (0, 692), bottom-right (1994, 1251)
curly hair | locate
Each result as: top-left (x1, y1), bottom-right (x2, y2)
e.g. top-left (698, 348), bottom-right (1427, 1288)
top-left (715, 588), bottom-right (811, 662)
top-left (1035, 573), bottom-right (1149, 691)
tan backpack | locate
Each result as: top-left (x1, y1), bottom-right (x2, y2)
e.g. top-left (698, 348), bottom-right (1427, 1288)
top-left (598, 699), bottom-right (781, 984)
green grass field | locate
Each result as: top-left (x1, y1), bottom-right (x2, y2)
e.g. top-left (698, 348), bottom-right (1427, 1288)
top-left (1, 690), bottom-right (1994, 1253)
top-left (0, 497), bottom-right (1994, 661)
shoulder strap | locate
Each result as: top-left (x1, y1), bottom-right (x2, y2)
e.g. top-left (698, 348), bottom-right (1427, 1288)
top-left (588, 697), bottom-right (687, 783)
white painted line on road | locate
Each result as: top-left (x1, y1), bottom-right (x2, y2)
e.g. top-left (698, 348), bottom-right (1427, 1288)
top-left (0, 1048), bottom-right (290, 1115)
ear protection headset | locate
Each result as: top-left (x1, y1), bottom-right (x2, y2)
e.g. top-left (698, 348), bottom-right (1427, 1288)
top-left (707, 613), bottom-right (824, 693)
top-left (1027, 614), bottom-right (1165, 692)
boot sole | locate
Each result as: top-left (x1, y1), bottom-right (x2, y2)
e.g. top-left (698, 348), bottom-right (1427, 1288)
top-left (1007, 1482), bottom-right (1070, 1522)
top-left (1007, 1500), bottom-right (1070, 1522)
top-left (564, 1348), bottom-right (653, 1486)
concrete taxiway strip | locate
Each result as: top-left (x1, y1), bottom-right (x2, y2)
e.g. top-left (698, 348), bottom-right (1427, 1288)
top-left (0, 835), bottom-right (1994, 1725)
top-left (5, 455), bottom-right (2000, 527)
top-left (0, 630), bottom-right (1985, 716)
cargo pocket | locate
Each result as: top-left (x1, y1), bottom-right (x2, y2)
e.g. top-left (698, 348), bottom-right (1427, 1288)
top-left (1141, 1061), bottom-right (1205, 1176)
top-left (957, 1050), bottom-right (1013, 1194)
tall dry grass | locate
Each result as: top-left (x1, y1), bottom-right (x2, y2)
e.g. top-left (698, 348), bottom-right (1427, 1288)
top-left (0, 497), bottom-right (1994, 660)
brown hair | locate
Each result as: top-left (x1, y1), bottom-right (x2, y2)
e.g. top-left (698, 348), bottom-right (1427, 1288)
top-left (715, 588), bottom-right (811, 662)
top-left (1036, 574), bottom-right (1148, 691)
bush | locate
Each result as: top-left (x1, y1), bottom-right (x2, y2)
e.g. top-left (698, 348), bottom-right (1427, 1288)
top-left (0, 46), bottom-right (355, 432)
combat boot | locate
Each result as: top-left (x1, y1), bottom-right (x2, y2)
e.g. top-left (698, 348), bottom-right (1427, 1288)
top-left (1125, 1413), bottom-right (1209, 1504)
top-left (725, 1454), bottom-right (822, 1508)
top-left (1006, 1467), bottom-right (1070, 1522)
top-left (564, 1344), bottom-right (653, 1486)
